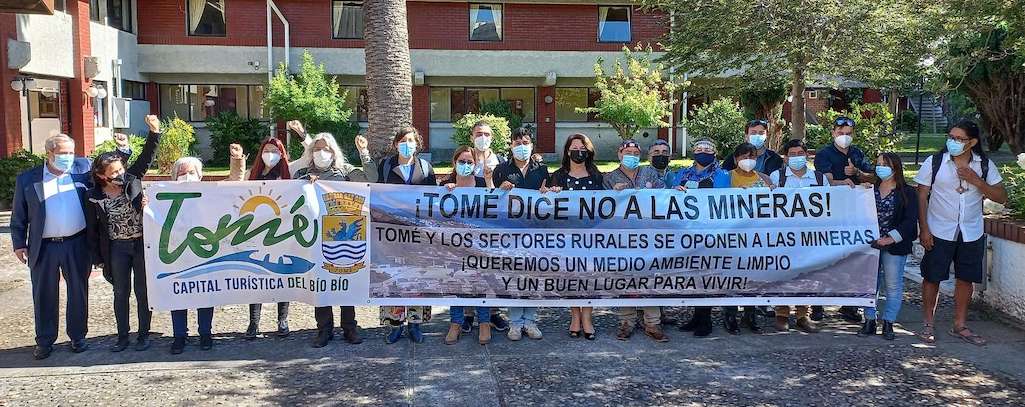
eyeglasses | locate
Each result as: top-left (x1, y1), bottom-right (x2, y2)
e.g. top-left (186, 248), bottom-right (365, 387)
top-left (834, 117), bottom-right (856, 127)
top-left (456, 160), bottom-right (475, 165)
top-left (947, 134), bottom-right (972, 143)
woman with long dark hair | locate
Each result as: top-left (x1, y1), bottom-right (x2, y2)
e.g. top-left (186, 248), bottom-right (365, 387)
top-left (859, 152), bottom-right (918, 340)
top-left (544, 133), bottom-right (603, 340)
top-left (228, 137), bottom-right (293, 339)
top-left (376, 127), bottom-right (437, 343)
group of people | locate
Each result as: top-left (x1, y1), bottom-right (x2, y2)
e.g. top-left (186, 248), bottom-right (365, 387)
top-left (11, 113), bottom-right (1005, 360)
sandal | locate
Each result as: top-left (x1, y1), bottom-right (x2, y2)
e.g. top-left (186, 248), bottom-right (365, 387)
top-left (949, 326), bottom-right (987, 346)
top-left (917, 323), bottom-right (936, 343)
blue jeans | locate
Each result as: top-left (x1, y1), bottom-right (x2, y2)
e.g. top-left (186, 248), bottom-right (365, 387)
top-left (450, 307), bottom-right (491, 325)
top-left (507, 307), bottom-right (537, 328)
top-left (171, 308), bottom-right (214, 338)
top-left (864, 252), bottom-right (907, 322)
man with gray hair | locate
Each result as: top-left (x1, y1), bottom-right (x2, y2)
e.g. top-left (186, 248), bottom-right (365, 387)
top-left (11, 132), bottom-right (94, 359)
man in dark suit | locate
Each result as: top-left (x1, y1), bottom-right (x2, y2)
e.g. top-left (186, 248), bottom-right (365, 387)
top-left (11, 133), bottom-right (93, 360)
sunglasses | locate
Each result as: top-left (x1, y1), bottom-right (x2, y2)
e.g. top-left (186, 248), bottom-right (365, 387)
top-left (834, 117), bottom-right (856, 127)
top-left (747, 119), bottom-right (768, 127)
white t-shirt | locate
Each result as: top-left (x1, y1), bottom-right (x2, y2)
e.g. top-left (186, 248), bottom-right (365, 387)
top-left (913, 153), bottom-right (1002, 242)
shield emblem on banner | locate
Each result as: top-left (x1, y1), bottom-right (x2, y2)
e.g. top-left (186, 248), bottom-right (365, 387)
top-left (321, 193), bottom-right (368, 274)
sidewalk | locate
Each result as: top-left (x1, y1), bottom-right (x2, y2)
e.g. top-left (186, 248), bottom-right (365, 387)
top-left (1, 236), bottom-right (1024, 405)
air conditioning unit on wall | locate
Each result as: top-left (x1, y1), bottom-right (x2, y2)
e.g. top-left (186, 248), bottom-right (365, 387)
top-left (111, 97), bottom-right (130, 128)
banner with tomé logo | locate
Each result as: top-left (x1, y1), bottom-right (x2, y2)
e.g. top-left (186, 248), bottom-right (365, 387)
top-left (145, 181), bottom-right (880, 310)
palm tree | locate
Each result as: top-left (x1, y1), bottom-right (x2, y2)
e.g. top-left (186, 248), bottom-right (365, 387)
top-left (363, 0), bottom-right (413, 159)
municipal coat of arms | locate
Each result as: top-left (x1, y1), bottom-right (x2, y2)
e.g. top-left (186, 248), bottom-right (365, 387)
top-left (321, 192), bottom-right (367, 274)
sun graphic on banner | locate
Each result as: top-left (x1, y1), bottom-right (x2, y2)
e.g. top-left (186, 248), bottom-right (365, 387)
top-left (233, 186), bottom-right (289, 216)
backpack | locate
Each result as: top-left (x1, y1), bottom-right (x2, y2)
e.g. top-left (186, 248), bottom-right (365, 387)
top-left (777, 169), bottom-right (824, 188)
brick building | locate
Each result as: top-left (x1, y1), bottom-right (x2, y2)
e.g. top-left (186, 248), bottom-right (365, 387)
top-left (0, 0), bottom-right (685, 161)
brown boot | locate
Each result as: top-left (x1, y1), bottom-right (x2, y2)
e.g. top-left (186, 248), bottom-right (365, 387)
top-left (774, 316), bottom-right (789, 332)
top-left (796, 317), bottom-right (820, 333)
top-left (445, 323), bottom-right (461, 345)
top-left (616, 322), bottom-right (634, 341)
top-left (644, 324), bottom-right (669, 342)
top-left (478, 323), bottom-right (492, 345)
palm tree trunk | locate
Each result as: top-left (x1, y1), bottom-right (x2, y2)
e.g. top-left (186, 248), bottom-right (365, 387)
top-left (364, 0), bottom-right (413, 159)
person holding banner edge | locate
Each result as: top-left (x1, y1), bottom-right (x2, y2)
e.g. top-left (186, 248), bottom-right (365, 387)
top-left (229, 137), bottom-right (294, 339)
top-left (493, 127), bottom-right (549, 341)
top-left (543, 133), bottom-right (606, 341)
top-left (443, 146), bottom-right (497, 345)
top-left (167, 157), bottom-right (216, 354)
top-left (914, 120), bottom-right (1006, 346)
top-left (811, 116), bottom-right (875, 323)
top-left (376, 126), bottom-right (437, 344)
top-left (86, 117), bottom-right (162, 353)
top-left (857, 152), bottom-right (918, 340)
top-left (767, 139), bottom-right (824, 333)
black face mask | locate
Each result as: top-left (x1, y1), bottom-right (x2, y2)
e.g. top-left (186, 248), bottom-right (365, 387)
top-left (569, 150), bottom-right (590, 164)
top-left (651, 155), bottom-right (670, 170)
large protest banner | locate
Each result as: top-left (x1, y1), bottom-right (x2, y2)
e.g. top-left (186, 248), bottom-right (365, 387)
top-left (145, 181), bottom-right (879, 310)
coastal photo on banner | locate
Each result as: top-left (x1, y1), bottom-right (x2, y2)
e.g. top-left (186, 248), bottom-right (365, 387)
top-left (144, 181), bottom-right (880, 310)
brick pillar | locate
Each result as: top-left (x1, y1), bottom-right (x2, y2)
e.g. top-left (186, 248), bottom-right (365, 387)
top-left (68, 0), bottom-right (95, 156)
top-left (537, 86), bottom-right (556, 153)
top-left (146, 82), bottom-right (159, 115)
top-left (0, 14), bottom-right (23, 156)
top-left (412, 85), bottom-right (430, 150)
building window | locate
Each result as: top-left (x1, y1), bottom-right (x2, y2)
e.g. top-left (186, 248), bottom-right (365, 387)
top-left (107, 0), bottom-right (133, 32)
top-left (332, 1), bottom-right (364, 39)
top-left (341, 86), bottom-right (369, 122)
top-left (32, 91), bottom-right (60, 119)
top-left (188, 0), bottom-right (226, 37)
top-left (93, 80), bottom-right (109, 128)
top-left (55, 0), bottom-right (66, 12)
top-left (598, 6), bottom-right (631, 43)
top-left (556, 88), bottom-right (599, 122)
top-left (469, 4), bottom-right (502, 41)
top-left (89, 0), bottom-right (101, 22)
top-left (159, 84), bottom-right (266, 121)
top-left (123, 80), bottom-right (146, 100)
top-left (430, 87), bottom-right (536, 123)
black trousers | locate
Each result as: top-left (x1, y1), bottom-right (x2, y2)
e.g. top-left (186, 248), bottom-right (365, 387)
top-left (31, 235), bottom-right (90, 347)
top-left (110, 239), bottom-right (150, 339)
top-left (314, 306), bottom-right (358, 332)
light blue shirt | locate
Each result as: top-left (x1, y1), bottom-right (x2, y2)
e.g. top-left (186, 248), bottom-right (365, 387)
top-left (40, 166), bottom-right (86, 238)
top-left (399, 163), bottom-right (413, 184)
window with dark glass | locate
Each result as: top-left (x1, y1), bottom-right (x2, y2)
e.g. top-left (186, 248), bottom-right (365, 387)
top-left (332, 1), bottom-right (364, 39)
top-left (430, 87), bottom-right (536, 122)
top-left (107, 0), bottom-right (133, 32)
top-left (598, 6), bottom-right (631, 43)
top-left (89, 0), bottom-right (101, 22)
top-left (188, 0), bottom-right (226, 37)
top-left (159, 84), bottom-right (267, 121)
top-left (54, 0), bottom-right (67, 12)
top-left (123, 80), bottom-right (146, 100)
top-left (342, 86), bottom-right (369, 121)
top-left (469, 4), bottom-right (502, 41)
top-left (556, 88), bottom-right (600, 122)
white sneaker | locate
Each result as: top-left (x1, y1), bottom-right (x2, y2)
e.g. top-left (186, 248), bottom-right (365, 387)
top-left (507, 326), bottom-right (523, 341)
top-left (524, 323), bottom-right (543, 340)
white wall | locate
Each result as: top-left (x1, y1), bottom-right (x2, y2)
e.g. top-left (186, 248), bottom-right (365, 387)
top-left (89, 23), bottom-right (147, 144)
top-left (16, 13), bottom-right (74, 78)
top-left (978, 235), bottom-right (1025, 322)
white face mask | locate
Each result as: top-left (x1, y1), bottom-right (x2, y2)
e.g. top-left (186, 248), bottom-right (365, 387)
top-left (262, 152), bottom-right (281, 167)
top-left (177, 173), bottom-right (200, 182)
top-left (474, 136), bottom-right (492, 150)
top-left (313, 150), bottom-right (334, 168)
top-left (834, 134), bottom-right (853, 149)
top-left (738, 158), bottom-right (757, 172)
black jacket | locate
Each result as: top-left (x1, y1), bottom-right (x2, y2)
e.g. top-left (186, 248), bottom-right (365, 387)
top-left (85, 131), bottom-right (160, 279)
top-left (721, 148), bottom-right (783, 176)
top-left (376, 154), bottom-right (437, 186)
top-left (879, 184), bottom-right (919, 256)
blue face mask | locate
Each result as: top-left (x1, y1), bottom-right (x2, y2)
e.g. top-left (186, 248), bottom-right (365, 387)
top-left (621, 154), bottom-right (640, 170)
top-left (749, 133), bottom-right (767, 149)
top-left (694, 152), bottom-right (716, 167)
top-left (876, 165), bottom-right (894, 180)
top-left (455, 162), bottom-right (475, 177)
top-left (788, 155), bottom-right (807, 171)
top-left (52, 153), bottom-right (74, 173)
top-left (398, 141), bottom-right (417, 158)
top-left (946, 139), bottom-right (967, 156)
top-left (512, 144), bottom-right (532, 161)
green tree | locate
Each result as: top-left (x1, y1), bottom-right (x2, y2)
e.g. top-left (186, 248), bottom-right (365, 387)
top-left (642, 0), bottom-right (933, 139)
top-left (265, 50), bottom-right (352, 134)
top-left (687, 98), bottom-right (747, 158)
top-left (739, 78), bottom-right (789, 151)
top-left (578, 46), bottom-right (678, 140)
top-left (451, 114), bottom-right (512, 156)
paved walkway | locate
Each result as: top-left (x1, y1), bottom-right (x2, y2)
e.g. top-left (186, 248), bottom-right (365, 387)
top-left (1, 235), bottom-right (1024, 406)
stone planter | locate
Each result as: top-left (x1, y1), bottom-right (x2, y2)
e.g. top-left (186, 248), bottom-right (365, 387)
top-left (980, 216), bottom-right (1025, 323)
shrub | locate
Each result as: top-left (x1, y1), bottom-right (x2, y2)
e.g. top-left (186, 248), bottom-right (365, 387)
top-left (206, 111), bottom-right (270, 166)
top-left (1004, 156), bottom-right (1025, 220)
top-left (686, 97), bottom-right (746, 158)
top-left (479, 100), bottom-right (523, 131)
top-left (451, 113), bottom-right (512, 155)
top-left (89, 134), bottom-right (147, 165)
top-left (156, 116), bottom-right (197, 174)
top-left (807, 102), bottom-right (901, 160)
top-left (265, 50), bottom-right (351, 132)
top-left (0, 150), bottom-right (44, 207)
top-left (896, 110), bottom-right (918, 132)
